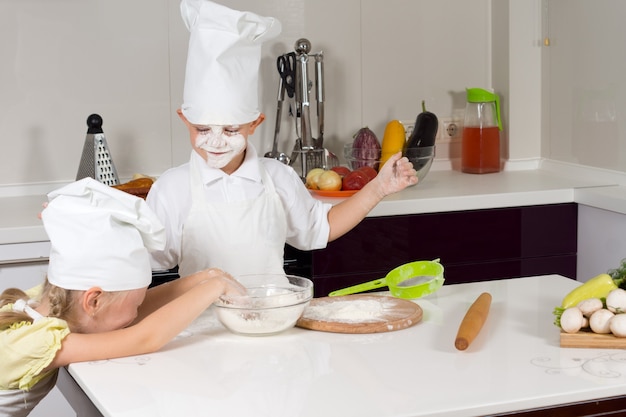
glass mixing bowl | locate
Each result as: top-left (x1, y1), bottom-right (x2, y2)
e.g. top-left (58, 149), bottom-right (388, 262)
top-left (214, 274), bottom-right (313, 336)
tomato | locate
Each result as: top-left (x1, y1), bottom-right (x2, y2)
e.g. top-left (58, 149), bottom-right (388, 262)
top-left (331, 166), bottom-right (351, 178)
top-left (342, 170), bottom-right (369, 191)
top-left (356, 166), bottom-right (377, 181)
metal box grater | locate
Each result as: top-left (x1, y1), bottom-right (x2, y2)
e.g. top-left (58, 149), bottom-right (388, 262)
top-left (75, 114), bottom-right (119, 186)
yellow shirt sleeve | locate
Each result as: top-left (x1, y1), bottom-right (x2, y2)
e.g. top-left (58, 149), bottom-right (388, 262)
top-left (24, 284), bottom-right (44, 301)
top-left (0, 308), bottom-right (70, 391)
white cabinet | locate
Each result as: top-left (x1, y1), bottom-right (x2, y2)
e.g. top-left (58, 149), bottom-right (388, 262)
top-left (0, 241), bottom-right (50, 292)
top-left (0, 261), bottom-right (48, 293)
top-left (577, 205), bottom-right (626, 281)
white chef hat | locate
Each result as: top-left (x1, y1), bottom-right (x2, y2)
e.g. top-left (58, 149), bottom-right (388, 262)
top-left (180, 0), bottom-right (281, 125)
top-left (42, 178), bottom-right (166, 292)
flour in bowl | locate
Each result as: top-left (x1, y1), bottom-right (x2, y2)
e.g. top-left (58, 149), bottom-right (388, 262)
top-left (302, 299), bottom-right (393, 323)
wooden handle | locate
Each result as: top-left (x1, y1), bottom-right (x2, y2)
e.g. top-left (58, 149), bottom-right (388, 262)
top-left (455, 292), bottom-right (492, 351)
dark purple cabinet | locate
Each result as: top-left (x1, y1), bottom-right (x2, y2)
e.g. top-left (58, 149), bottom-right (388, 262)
top-left (491, 394), bottom-right (626, 416)
top-left (285, 203), bottom-right (577, 298)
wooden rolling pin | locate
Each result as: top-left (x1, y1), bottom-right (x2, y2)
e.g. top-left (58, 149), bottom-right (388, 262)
top-left (455, 292), bottom-right (492, 351)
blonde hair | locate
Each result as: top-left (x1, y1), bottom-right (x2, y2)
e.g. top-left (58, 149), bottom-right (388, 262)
top-left (0, 287), bottom-right (32, 330)
top-left (0, 278), bottom-right (126, 331)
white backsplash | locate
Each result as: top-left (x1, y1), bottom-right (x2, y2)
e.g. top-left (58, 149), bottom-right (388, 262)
top-left (6, 1), bottom-right (621, 191)
top-left (0, 0), bottom-right (491, 191)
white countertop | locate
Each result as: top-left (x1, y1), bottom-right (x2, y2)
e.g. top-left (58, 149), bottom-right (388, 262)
top-left (365, 167), bottom-right (609, 217)
top-left (63, 275), bottom-right (626, 417)
top-left (2, 163), bottom-right (624, 248)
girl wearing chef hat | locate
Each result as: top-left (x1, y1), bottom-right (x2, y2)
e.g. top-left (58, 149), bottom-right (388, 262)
top-left (0, 178), bottom-right (244, 416)
top-left (147, 0), bottom-right (418, 279)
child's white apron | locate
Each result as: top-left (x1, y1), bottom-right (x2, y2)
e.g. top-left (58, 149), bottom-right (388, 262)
top-left (178, 156), bottom-right (287, 278)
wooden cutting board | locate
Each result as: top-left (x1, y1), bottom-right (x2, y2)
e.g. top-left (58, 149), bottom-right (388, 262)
top-left (296, 295), bottom-right (422, 334)
top-left (560, 330), bottom-right (626, 348)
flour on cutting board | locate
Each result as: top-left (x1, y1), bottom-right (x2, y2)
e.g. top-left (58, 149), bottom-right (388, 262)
top-left (302, 299), bottom-right (399, 323)
top-left (297, 295), bottom-right (423, 334)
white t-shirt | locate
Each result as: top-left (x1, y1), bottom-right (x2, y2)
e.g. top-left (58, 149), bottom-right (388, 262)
top-left (147, 143), bottom-right (332, 272)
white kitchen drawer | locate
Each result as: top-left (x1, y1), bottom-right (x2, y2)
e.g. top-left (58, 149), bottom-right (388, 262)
top-left (0, 241), bottom-right (50, 292)
top-left (0, 261), bottom-right (48, 292)
top-left (0, 241), bottom-right (50, 264)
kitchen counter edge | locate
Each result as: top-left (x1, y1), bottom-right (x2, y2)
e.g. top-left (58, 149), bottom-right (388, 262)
top-left (4, 159), bottom-right (626, 246)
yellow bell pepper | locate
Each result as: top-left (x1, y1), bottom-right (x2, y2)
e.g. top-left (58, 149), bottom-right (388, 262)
top-left (561, 273), bottom-right (617, 309)
top-left (553, 273), bottom-right (618, 328)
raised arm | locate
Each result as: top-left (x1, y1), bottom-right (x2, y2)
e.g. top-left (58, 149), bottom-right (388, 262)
top-left (327, 152), bottom-right (417, 241)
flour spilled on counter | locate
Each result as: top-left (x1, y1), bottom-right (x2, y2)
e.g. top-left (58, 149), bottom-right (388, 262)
top-left (302, 299), bottom-right (394, 323)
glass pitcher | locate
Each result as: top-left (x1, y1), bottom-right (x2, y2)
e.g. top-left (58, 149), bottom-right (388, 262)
top-left (461, 88), bottom-right (502, 174)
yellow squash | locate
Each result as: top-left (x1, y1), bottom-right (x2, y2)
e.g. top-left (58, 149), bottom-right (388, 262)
top-left (379, 120), bottom-right (406, 171)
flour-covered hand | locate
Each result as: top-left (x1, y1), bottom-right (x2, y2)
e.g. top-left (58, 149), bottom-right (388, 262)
top-left (202, 268), bottom-right (247, 297)
top-left (375, 152), bottom-right (418, 196)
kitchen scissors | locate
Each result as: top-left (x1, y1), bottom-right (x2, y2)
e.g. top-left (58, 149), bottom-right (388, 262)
top-left (277, 52), bottom-right (296, 98)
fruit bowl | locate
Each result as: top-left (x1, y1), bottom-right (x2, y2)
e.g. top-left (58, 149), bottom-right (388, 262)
top-left (214, 274), bottom-right (313, 336)
top-left (343, 145), bottom-right (381, 171)
top-left (343, 144), bottom-right (435, 183)
top-left (404, 146), bottom-right (435, 184)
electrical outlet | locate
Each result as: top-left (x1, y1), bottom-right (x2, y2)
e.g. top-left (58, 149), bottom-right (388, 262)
top-left (400, 120), bottom-right (415, 141)
top-left (437, 117), bottom-right (463, 143)
top-left (402, 118), bottom-right (462, 143)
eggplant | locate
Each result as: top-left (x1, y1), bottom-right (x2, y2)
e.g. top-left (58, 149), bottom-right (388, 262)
top-left (404, 101), bottom-right (438, 171)
top-left (351, 127), bottom-right (381, 170)
top-left (405, 100), bottom-right (438, 149)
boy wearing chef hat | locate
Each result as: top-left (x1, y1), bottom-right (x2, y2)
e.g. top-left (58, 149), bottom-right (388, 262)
top-left (146, 0), bottom-right (418, 279)
top-left (0, 178), bottom-right (243, 416)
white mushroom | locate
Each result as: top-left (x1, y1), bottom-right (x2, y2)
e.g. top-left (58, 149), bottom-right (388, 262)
top-left (577, 298), bottom-right (603, 317)
top-left (560, 307), bottom-right (585, 334)
top-left (606, 288), bottom-right (626, 314)
top-left (589, 308), bottom-right (615, 334)
top-left (610, 314), bottom-right (626, 337)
